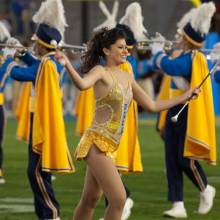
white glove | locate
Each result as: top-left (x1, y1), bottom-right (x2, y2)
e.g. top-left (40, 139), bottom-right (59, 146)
top-left (150, 32), bottom-right (165, 55)
top-left (6, 37), bottom-right (22, 47)
top-left (210, 42), bottom-right (220, 61)
top-left (3, 37), bottom-right (23, 58)
top-left (2, 47), bottom-right (16, 58)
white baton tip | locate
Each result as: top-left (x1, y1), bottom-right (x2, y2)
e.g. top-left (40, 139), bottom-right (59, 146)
top-left (171, 115), bottom-right (178, 123)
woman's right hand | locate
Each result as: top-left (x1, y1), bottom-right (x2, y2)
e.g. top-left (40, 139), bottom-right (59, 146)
top-left (55, 51), bottom-right (71, 67)
top-left (185, 87), bottom-right (201, 101)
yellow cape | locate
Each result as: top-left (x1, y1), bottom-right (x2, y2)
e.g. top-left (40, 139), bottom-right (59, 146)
top-left (15, 82), bottom-right (31, 142)
top-left (32, 54), bottom-right (75, 173)
top-left (75, 87), bottom-right (94, 136)
top-left (156, 50), bottom-right (181, 138)
top-left (156, 75), bottom-right (171, 137)
top-left (184, 51), bottom-right (216, 165)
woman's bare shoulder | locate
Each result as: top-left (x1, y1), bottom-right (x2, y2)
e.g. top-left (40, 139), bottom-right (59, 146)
top-left (90, 65), bottom-right (105, 73)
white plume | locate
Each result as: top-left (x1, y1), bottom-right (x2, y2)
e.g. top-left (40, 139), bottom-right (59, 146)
top-left (177, 8), bottom-right (197, 30)
top-left (93, 1), bottom-right (119, 32)
top-left (32, 0), bottom-right (67, 38)
top-left (0, 21), bottom-right (10, 42)
top-left (119, 2), bottom-right (147, 41)
top-left (191, 2), bottom-right (216, 35)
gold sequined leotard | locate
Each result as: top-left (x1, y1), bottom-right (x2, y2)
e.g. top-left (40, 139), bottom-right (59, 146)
top-left (75, 70), bottom-right (133, 159)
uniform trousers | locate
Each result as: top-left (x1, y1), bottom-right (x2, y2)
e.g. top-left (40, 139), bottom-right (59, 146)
top-left (28, 113), bottom-right (60, 219)
top-left (0, 105), bottom-right (4, 173)
top-left (164, 105), bottom-right (207, 202)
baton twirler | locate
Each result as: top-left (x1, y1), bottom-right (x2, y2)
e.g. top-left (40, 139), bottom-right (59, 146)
top-left (171, 58), bottom-right (220, 123)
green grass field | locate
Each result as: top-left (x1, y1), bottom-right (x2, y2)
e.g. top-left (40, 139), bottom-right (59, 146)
top-left (0, 118), bottom-right (220, 220)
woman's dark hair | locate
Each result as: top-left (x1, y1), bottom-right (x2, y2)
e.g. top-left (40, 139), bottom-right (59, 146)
top-left (116, 24), bottom-right (136, 46)
top-left (81, 27), bottom-right (126, 73)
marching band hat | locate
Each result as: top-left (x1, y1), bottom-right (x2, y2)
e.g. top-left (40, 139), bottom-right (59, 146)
top-left (182, 2), bottom-right (216, 47)
top-left (33, 23), bottom-right (62, 49)
top-left (32, 0), bottom-right (67, 49)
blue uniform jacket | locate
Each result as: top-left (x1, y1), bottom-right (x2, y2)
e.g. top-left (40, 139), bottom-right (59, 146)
top-left (0, 56), bottom-right (12, 93)
top-left (6, 53), bottom-right (64, 85)
top-left (153, 51), bottom-right (193, 89)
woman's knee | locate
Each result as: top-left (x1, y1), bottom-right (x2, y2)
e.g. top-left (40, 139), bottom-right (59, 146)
top-left (81, 193), bottom-right (101, 209)
top-left (108, 192), bottom-right (126, 210)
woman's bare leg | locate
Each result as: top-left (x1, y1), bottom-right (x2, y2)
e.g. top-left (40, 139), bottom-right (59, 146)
top-left (73, 145), bottom-right (126, 220)
top-left (73, 164), bottom-right (103, 220)
top-left (87, 145), bottom-right (126, 220)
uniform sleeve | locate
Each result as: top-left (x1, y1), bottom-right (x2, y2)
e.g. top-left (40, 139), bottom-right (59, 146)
top-left (4, 57), bottom-right (38, 82)
top-left (153, 52), bottom-right (192, 77)
top-left (21, 52), bottom-right (40, 66)
top-left (10, 64), bottom-right (38, 82)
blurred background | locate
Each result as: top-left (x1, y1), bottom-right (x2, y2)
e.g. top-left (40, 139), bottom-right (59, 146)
top-left (1, 0), bottom-right (220, 117)
top-left (0, 0), bottom-right (205, 44)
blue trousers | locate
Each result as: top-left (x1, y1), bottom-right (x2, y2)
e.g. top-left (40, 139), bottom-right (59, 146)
top-left (0, 105), bottom-right (4, 172)
top-left (28, 113), bottom-right (60, 219)
top-left (164, 105), bottom-right (207, 202)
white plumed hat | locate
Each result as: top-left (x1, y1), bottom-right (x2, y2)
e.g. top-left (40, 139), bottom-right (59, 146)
top-left (32, 0), bottom-right (67, 48)
top-left (182, 2), bottom-right (216, 47)
top-left (119, 2), bottom-right (148, 41)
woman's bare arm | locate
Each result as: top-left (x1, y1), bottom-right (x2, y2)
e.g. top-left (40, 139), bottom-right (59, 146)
top-left (132, 77), bottom-right (199, 112)
top-left (55, 51), bottom-right (104, 90)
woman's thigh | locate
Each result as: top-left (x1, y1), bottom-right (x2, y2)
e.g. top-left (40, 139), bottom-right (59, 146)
top-left (86, 145), bottom-right (126, 204)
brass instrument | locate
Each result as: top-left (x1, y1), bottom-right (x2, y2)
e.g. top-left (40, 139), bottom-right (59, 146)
top-left (0, 43), bottom-right (30, 50)
top-left (60, 43), bottom-right (87, 53)
top-left (136, 40), bottom-right (178, 51)
top-left (0, 43), bottom-right (87, 53)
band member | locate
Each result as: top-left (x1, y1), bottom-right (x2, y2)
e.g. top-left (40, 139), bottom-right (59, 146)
top-left (151, 2), bottom-right (216, 218)
top-left (3, 0), bottom-right (74, 219)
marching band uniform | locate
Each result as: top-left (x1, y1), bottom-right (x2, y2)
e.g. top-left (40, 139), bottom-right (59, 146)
top-left (5, 25), bottom-right (74, 219)
top-left (3, 0), bottom-right (75, 218)
top-left (153, 2), bottom-right (216, 218)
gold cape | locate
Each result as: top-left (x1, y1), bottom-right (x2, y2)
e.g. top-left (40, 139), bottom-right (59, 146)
top-left (156, 76), bottom-right (171, 137)
top-left (32, 54), bottom-right (75, 173)
top-left (15, 82), bottom-right (31, 142)
top-left (75, 87), bottom-right (94, 136)
top-left (184, 51), bottom-right (216, 165)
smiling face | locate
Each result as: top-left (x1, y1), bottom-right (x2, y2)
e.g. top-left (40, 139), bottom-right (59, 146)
top-left (103, 38), bottom-right (129, 65)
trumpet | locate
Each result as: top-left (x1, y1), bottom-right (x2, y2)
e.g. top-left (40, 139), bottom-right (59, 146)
top-left (59, 43), bottom-right (87, 53)
top-left (0, 43), bottom-right (30, 50)
top-left (0, 43), bottom-right (87, 53)
top-left (136, 40), bottom-right (178, 51)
